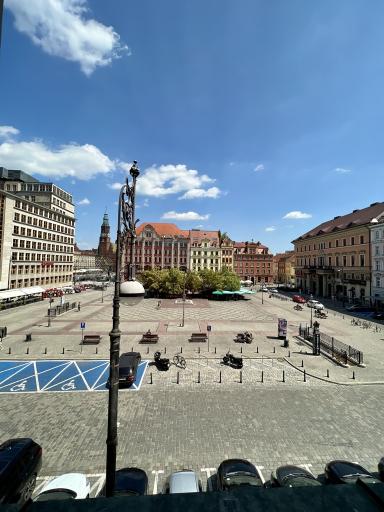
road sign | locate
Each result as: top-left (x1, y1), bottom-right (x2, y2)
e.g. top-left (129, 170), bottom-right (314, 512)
top-left (207, 325), bottom-right (212, 332)
top-left (80, 322), bottom-right (86, 329)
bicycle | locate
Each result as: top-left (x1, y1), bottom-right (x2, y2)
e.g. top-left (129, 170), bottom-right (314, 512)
top-left (173, 353), bottom-right (187, 369)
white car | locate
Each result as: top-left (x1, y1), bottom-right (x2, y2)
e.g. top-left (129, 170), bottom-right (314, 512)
top-left (269, 288), bottom-right (278, 294)
top-left (307, 300), bottom-right (324, 310)
top-left (34, 473), bottom-right (91, 502)
top-left (163, 470), bottom-right (202, 494)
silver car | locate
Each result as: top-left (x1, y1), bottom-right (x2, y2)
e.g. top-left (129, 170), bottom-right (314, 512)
top-left (163, 470), bottom-right (202, 494)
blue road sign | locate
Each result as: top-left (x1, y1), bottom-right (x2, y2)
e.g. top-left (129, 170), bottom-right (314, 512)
top-left (0, 360), bottom-right (148, 393)
top-left (80, 322), bottom-right (86, 329)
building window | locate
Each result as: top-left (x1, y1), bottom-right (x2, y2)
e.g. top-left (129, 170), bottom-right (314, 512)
top-left (351, 255), bottom-right (355, 266)
top-left (377, 277), bottom-right (381, 288)
top-left (336, 240), bottom-right (339, 247)
top-left (351, 237), bottom-right (354, 245)
top-left (360, 235), bottom-right (364, 244)
top-left (360, 254), bottom-right (365, 267)
top-left (343, 239), bottom-right (346, 246)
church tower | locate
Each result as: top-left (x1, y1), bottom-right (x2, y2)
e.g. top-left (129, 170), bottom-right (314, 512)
top-left (98, 212), bottom-right (111, 257)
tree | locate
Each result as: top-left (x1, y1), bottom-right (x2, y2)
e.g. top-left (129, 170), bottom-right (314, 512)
top-left (199, 269), bottom-right (223, 293)
top-left (185, 271), bottom-right (202, 294)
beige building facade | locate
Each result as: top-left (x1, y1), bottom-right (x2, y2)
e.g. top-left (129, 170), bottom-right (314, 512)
top-left (293, 203), bottom-right (384, 304)
top-left (0, 168), bottom-right (75, 291)
top-left (370, 214), bottom-right (384, 307)
top-left (190, 229), bottom-right (221, 272)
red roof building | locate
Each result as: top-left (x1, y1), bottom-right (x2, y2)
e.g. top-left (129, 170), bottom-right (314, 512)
top-left (233, 241), bottom-right (274, 284)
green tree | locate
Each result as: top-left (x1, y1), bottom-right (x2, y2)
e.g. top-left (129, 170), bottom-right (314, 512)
top-left (221, 270), bottom-right (241, 291)
top-left (140, 269), bottom-right (162, 294)
top-left (185, 271), bottom-right (202, 294)
top-left (198, 269), bottom-right (223, 293)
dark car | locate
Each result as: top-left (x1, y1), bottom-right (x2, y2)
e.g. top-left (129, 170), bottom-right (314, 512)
top-left (378, 458), bottom-right (384, 482)
top-left (217, 459), bottom-right (263, 491)
top-left (325, 460), bottom-right (380, 485)
top-left (270, 465), bottom-right (321, 488)
top-left (100, 468), bottom-right (148, 497)
top-left (372, 312), bottom-right (384, 321)
top-left (346, 305), bottom-right (374, 312)
top-left (118, 352), bottom-right (141, 387)
top-left (0, 438), bottom-right (42, 507)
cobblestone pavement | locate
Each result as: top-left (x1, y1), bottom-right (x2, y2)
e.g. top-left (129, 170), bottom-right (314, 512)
top-left (0, 386), bottom-right (383, 496)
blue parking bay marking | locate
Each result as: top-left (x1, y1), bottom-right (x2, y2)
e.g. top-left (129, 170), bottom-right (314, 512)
top-left (0, 360), bottom-right (148, 393)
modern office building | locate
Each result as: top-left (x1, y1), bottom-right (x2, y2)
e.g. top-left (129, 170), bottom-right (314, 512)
top-left (0, 167), bottom-right (75, 291)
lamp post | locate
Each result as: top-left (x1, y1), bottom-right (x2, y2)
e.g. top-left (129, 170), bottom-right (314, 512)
top-left (310, 293), bottom-right (313, 328)
top-left (181, 272), bottom-right (186, 327)
top-left (105, 161), bottom-right (145, 498)
top-left (261, 281), bottom-right (264, 305)
top-left (47, 296), bottom-right (54, 327)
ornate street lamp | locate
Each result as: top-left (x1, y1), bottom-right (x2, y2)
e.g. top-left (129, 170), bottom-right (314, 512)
top-left (105, 160), bottom-right (145, 497)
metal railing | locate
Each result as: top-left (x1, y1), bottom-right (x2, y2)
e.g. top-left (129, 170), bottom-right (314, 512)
top-left (298, 325), bottom-right (363, 365)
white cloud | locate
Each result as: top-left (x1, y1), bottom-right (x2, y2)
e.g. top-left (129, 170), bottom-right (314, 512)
top-left (136, 164), bottom-right (221, 199)
top-left (5, 0), bottom-right (129, 76)
top-left (0, 125), bottom-right (116, 180)
top-left (265, 226), bottom-right (276, 232)
top-left (143, 198), bottom-right (149, 207)
top-left (162, 211), bottom-right (210, 221)
top-left (254, 164), bottom-right (264, 172)
top-left (283, 211), bottom-right (312, 219)
top-left (0, 125), bottom-right (20, 139)
top-left (334, 167), bottom-right (352, 174)
top-left (108, 182), bottom-right (123, 190)
top-left (77, 197), bottom-right (90, 205)
top-left (179, 187), bottom-right (221, 200)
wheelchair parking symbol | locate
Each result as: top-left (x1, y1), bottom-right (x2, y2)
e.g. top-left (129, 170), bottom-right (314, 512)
top-left (61, 379), bottom-right (76, 391)
top-left (10, 380), bottom-right (28, 392)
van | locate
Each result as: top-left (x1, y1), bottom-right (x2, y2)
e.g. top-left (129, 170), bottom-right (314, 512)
top-left (0, 438), bottom-right (42, 506)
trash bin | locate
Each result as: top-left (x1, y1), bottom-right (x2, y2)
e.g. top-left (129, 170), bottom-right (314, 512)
top-left (283, 337), bottom-right (289, 348)
top-left (25, 333), bottom-right (32, 342)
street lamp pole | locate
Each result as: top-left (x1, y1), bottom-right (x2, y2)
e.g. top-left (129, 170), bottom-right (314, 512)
top-left (181, 272), bottom-right (186, 327)
top-left (310, 293), bottom-right (313, 328)
top-left (105, 161), bottom-right (142, 498)
top-left (261, 281), bottom-right (264, 305)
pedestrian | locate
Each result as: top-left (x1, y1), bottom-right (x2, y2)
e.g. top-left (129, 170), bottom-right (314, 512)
top-left (78, 302), bottom-right (81, 312)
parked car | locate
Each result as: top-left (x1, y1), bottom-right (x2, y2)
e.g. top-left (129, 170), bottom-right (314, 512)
top-left (325, 460), bottom-right (380, 485)
top-left (346, 305), bottom-right (374, 312)
top-left (268, 288), bottom-right (279, 294)
top-left (163, 470), bottom-right (202, 494)
top-left (378, 457), bottom-right (384, 481)
top-left (217, 459), bottom-right (263, 491)
top-left (118, 352), bottom-right (141, 387)
top-left (270, 465), bottom-right (321, 488)
top-left (0, 438), bottom-right (42, 507)
top-left (260, 287), bottom-right (268, 292)
top-left (372, 312), bottom-right (384, 321)
top-left (292, 295), bottom-right (306, 304)
top-left (34, 473), bottom-right (90, 501)
top-left (99, 468), bottom-right (148, 496)
top-left (307, 300), bottom-right (324, 310)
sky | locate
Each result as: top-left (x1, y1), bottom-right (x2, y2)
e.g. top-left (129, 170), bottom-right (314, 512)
top-left (0, 0), bottom-right (383, 253)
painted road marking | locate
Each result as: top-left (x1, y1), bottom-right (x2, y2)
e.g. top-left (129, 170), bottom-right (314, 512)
top-left (152, 470), bottom-right (164, 495)
top-left (0, 360), bottom-right (148, 393)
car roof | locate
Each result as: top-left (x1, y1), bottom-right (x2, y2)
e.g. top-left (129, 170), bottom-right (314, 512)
top-left (0, 438), bottom-right (37, 473)
top-left (169, 471), bottom-right (199, 493)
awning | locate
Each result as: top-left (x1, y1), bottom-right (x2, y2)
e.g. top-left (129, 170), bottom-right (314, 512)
top-left (20, 286), bottom-right (45, 295)
top-left (0, 289), bottom-right (27, 300)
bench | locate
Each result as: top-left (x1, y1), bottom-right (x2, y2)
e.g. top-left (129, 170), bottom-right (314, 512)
top-left (189, 332), bottom-right (208, 342)
top-left (140, 333), bottom-right (159, 344)
top-left (82, 334), bottom-right (101, 345)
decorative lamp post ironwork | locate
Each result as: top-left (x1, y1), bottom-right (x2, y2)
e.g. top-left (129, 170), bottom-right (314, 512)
top-left (105, 160), bottom-right (145, 498)
top-left (310, 293), bottom-right (313, 328)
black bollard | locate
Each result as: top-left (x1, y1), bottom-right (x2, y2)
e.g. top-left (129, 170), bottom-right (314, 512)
top-left (44, 347), bottom-right (47, 355)
top-left (198, 346), bottom-right (200, 354)
top-left (240, 370), bottom-right (242, 384)
top-left (301, 359), bottom-right (304, 367)
top-left (219, 370), bottom-right (222, 384)
top-left (214, 346), bottom-right (216, 354)
top-left (8, 347), bottom-right (11, 355)
top-left (95, 347), bottom-right (98, 354)
top-left (303, 370), bottom-right (306, 382)
top-left (147, 346), bottom-right (149, 354)
top-left (164, 346), bottom-right (167, 354)
top-left (150, 372), bottom-right (153, 384)
top-left (256, 346), bottom-right (259, 354)
top-left (326, 369), bottom-right (329, 378)
top-left (273, 346), bottom-right (276, 354)
top-left (352, 371), bottom-right (355, 380)
top-left (180, 346), bottom-right (182, 353)
top-left (62, 347), bottom-right (65, 354)
top-left (261, 370), bottom-right (264, 383)
top-left (26, 347), bottom-right (29, 355)
top-left (240, 346), bottom-right (243, 354)
top-left (198, 371), bottom-right (200, 384)
top-left (288, 350), bottom-right (290, 358)
top-left (283, 370), bottom-right (285, 383)
top-left (131, 346), bottom-right (133, 352)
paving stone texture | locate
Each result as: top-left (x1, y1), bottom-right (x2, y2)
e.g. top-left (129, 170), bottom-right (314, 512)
top-left (0, 288), bottom-right (384, 495)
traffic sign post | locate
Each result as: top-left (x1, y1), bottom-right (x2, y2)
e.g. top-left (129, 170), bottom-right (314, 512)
top-left (207, 325), bottom-right (211, 352)
top-left (80, 322), bottom-right (86, 341)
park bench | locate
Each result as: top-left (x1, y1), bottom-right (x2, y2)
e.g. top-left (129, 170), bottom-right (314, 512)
top-left (140, 333), bottom-right (159, 344)
top-left (189, 332), bottom-right (208, 342)
top-left (82, 334), bottom-right (101, 345)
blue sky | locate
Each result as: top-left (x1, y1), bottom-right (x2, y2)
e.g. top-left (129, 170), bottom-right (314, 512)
top-left (1, 0), bottom-right (383, 252)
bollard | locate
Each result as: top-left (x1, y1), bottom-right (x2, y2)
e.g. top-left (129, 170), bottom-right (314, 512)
top-left (177, 371), bottom-right (179, 384)
top-left (215, 347), bottom-right (217, 354)
top-left (303, 370), bottom-right (306, 382)
top-left (288, 350), bottom-right (290, 358)
top-left (256, 346), bottom-right (259, 354)
top-left (198, 371), bottom-right (200, 384)
top-left (8, 347), bottom-right (11, 355)
top-left (240, 370), bottom-right (242, 384)
top-left (240, 346), bottom-right (243, 354)
top-left (180, 346), bottom-right (182, 354)
top-left (352, 370), bottom-right (355, 380)
top-left (261, 370), bottom-right (264, 383)
top-left (44, 347), bottom-right (47, 355)
top-left (326, 369), bottom-right (329, 378)
top-left (198, 346), bottom-right (200, 354)
top-left (150, 372), bottom-right (153, 385)
top-left (131, 346), bottom-right (133, 352)
top-left (62, 347), bottom-right (65, 354)
top-left (301, 359), bottom-right (304, 367)
top-left (95, 347), bottom-right (98, 354)
top-left (219, 370), bottom-right (222, 384)
top-left (164, 346), bottom-right (167, 354)
top-left (26, 347), bottom-right (29, 355)
top-left (273, 346), bottom-right (276, 354)
top-left (147, 346), bottom-right (149, 354)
